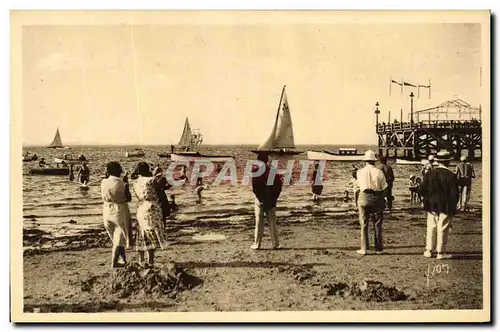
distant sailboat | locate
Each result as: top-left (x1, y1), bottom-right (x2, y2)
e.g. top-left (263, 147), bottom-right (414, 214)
top-left (47, 128), bottom-right (70, 149)
top-left (251, 85), bottom-right (302, 156)
top-left (170, 117), bottom-right (234, 162)
top-left (178, 117), bottom-right (203, 153)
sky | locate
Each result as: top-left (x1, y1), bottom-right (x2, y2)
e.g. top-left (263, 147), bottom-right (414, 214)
top-left (22, 20), bottom-right (483, 146)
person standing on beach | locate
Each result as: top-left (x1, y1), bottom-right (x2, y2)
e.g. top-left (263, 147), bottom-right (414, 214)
top-left (356, 150), bottom-right (388, 255)
top-left (455, 156), bottom-right (475, 212)
top-left (101, 161), bottom-right (132, 268)
top-left (133, 162), bottom-right (168, 266)
top-left (377, 156), bottom-right (395, 212)
top-left (419, 150), bottom-right (460, 260)
top-left (251, 152), bottom-right (283, 250)
top-left (153, 167), bottom-right (172, 224)
top-left (311, 162), bottom-right (324, 202)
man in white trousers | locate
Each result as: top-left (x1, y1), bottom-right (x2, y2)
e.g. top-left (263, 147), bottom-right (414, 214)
top-left (251, 152), bottom-right (283, 250)
top-left (419, 150), bottom-right (460, 260)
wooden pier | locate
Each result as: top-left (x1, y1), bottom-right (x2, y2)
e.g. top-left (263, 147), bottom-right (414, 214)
top-left (375, 97), bottom-right (482, 161)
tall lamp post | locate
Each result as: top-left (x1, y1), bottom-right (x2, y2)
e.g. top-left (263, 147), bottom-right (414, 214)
top-left (375, 101), bottom-right (381, 157)
top-left (375, 101), bottom-right (380, 126)
top-left (410, 92), bottom-right (415, 124)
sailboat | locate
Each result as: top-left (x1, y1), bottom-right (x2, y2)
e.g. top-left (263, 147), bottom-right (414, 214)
top-left (47, 128), bottom-right (70, 149)
top-left (251, 85), bottom-right (302, 156)
top-left (170, 118), bottom-right (234, 162)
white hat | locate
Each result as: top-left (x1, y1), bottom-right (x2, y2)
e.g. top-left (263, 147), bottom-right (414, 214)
top-left (428, 155), bottom-right (435, 161)
top-left (421, 159), bottom-right (429, 165)
top-left (460, 156), bottom-right (467, 162)
top-left (362, 150), bottom-right (378, 162)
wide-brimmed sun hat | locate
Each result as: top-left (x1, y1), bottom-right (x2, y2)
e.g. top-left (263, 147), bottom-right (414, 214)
top-left (436, 150), bottom-right (453, 162)
top-left (460, 156), bottom-right (467, 162)
top-left (362, 150), bottom-right (378, 162)
top-left (428, 155), bottom-right (435, 161)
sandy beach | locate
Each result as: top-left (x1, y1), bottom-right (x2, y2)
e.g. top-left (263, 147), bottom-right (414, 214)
top-left (23, 204), bottom-right (482, 313)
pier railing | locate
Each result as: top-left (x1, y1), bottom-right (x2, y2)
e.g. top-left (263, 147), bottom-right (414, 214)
top-left (376, 120), bottom-right (481, 133)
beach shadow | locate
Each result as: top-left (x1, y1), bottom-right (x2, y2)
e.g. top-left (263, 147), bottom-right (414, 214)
top-left (448, 255), bottom-right (482, 261)
top-left (448, 251), bottom-right (482, 255)
top-left (177, 261), bottom-right (327, 269)
top-left (271, 246), bottom-right (359, 251)
top-left (23, 301), bottom-right (175, 313)
top-left (452, 232), bottom-right (482, 236)
top-left (382, 252), bottom-right (428, 256)
top-left (384, 245), bottom-right (423, 249)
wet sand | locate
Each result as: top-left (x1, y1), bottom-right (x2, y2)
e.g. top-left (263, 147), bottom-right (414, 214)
top-left (23, 206), bottom-right (483, 312)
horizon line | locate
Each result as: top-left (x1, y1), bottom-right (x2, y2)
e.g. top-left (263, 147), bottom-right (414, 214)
top-left (22, 142), bottom-right (376, 147)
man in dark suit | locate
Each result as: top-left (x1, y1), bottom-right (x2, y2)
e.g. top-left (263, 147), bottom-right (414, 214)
top-left (419, 150), bottom-right (460, 260)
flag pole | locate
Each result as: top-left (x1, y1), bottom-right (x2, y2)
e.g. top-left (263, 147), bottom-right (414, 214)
top-left (389, 77), bottom-right (392, 96)
top-left (428, 78), bottom-right (431, 99)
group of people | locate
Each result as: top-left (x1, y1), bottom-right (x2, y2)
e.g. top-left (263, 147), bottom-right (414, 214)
top-left (354, 149), bottom-right (474, 259)
top-left (101, 161), bottom-right (177, 267)
top-left (409, 154), bottom-right (476, 212)
top-left (100, 149), bottom-right (476, 268)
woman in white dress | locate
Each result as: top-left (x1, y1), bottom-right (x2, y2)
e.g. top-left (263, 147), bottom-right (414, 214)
top-left (101, 162), bottom-right (132, 268)
top-left (133, 162), bottom-right (168, 266)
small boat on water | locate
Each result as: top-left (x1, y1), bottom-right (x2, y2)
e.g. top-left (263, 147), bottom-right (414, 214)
top-left (125, 149), bottom-right (146, 158)
top-left (170, 118), bottom-right (235, 162)
top-left (251, 85), bottom-right (302, 156)
top-left (47, 128), bottom-right (70, 150)
top-left (307, 148), bottom-right (365, 161)
top-left (54, 153), bottom-right (89, 165)
top-left (28, 167), bottom-right (70, 176)
top-left (22, 153), bottom-right (38, 162)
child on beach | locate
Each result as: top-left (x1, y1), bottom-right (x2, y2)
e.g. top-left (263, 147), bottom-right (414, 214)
top-left (195, 177), bottom-right (209, 203)
top-left (348, 175), bottom-right (360, 206)
top-left (415, 177), bottom-right (423, 204)
top-left (408, 175), bottom-right (417, 205)
top-left (408, 175), bottom-right (422, 205)
top-left (170, 195), bottom-right (178, 212)
top-left (342, 190), bottom-right (351, 203)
